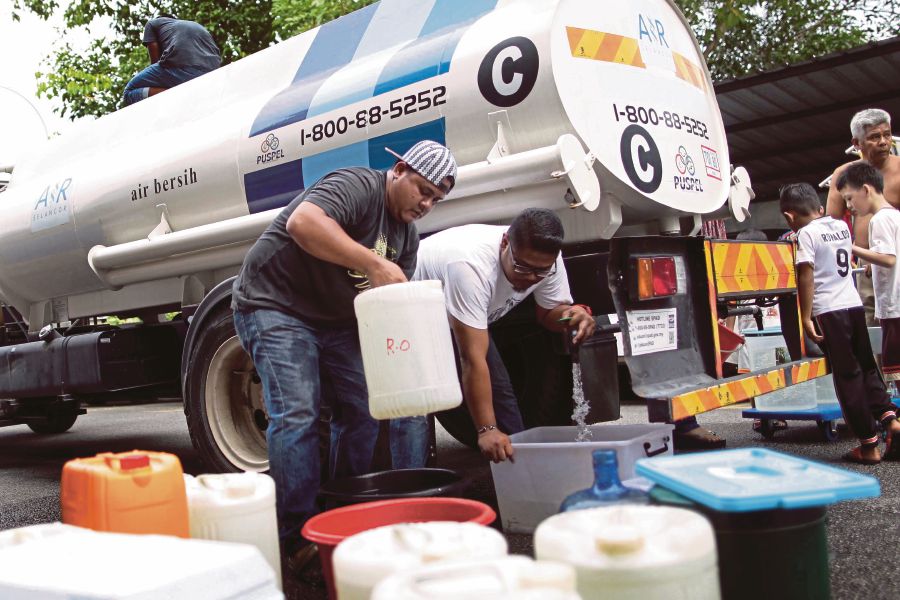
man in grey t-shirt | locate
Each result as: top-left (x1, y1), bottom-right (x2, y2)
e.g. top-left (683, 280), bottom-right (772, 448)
top-left (232, 141), bottom-right (456, 574)
top-left (122, 14), bottom-right (221, 106)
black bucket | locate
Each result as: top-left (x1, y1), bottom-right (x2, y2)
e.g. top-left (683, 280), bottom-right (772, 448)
top-left (319, 468), bottom-right (468, 507)
top-left (577, 333), bottom-right (620, 422)
top-left (650, 486), bottom-right (830, 600)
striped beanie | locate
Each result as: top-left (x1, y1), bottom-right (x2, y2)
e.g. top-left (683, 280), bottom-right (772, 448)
top-left (386, 140), bottom-right (457, 193)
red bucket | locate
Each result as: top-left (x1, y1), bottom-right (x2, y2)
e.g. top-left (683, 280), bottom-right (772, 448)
top-left (301, 497), bottom-right (496, 600)
top-left (718, 322), bottom-right (745, 361)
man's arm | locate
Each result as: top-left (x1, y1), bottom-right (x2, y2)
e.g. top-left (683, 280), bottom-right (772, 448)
top-left (852, 245), bottom-right (897, 268)
top-left (796, 263), bottom-right (823, 343)
top-left (146, 41), bottom-right (160, 64)
top-left (286, 202), bottom-right (406, 287)
top-left (535, 304), bottom-right (595, 344)
top-left (449, 316), bottom-right (514, 463)
top-left (825, 164), bottom-right (849, 220)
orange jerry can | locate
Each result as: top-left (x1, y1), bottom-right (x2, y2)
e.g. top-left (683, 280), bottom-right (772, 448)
top-left (61, 450), bottom-right (189, 538)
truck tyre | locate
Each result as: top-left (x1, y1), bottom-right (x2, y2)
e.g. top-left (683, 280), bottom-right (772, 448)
top-left (27, 407), bottom-right (78, 434)
top-left (184, 304), bottom-right (270, 473)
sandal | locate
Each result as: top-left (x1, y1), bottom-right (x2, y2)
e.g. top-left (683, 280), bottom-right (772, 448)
top-left (752, 419), bottom-right (788, 432)
top-left (285, 543), bottom-right (319, 578)
top-left (673, 427), bottom-right (726, 451)
top-left (843, 446), bottom-right (880, 465)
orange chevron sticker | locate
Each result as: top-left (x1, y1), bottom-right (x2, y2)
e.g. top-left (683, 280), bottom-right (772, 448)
top-left (566, 27), bottom-right (646, 69)
top-left (672, 51), bottom-right (706, 92)
top-left (791, 358), bottom-right (828, 384)
top-left (671, 367), bottom-right (788, 420)
top-left (712, 241), bottom-right (797, 295)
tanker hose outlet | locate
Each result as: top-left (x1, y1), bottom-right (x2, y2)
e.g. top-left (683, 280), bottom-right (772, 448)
top-left (38, 325), bottom-right (61, 343)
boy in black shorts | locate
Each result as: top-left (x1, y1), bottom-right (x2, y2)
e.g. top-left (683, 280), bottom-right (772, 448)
top-left (781, 182), bottom-right (900, 464)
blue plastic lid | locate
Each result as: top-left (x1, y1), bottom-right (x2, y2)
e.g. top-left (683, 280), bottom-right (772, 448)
top-left (741, 327), bottom-right (783, 337)
top-left (635, 448), bottom-right (880, 512)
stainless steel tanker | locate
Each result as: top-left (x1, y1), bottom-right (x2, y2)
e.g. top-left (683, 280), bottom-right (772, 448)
top-left (0, 0), bottom-right (753, 471)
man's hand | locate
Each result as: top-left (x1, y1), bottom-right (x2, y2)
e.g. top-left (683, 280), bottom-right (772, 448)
top-left (565, 306), bottom-right (595, 345)
top-left (803, 318), bottom-right (823, 344)
top-left (367, 258), bottom-right (408, 288)
top-left (478, 428), bottom-right (515, 463)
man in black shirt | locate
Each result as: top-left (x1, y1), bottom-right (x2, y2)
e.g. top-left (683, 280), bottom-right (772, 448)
top-left (232, 140), bottom-right (457, 570)
top-left (123, 14), bottom-right (221, 106)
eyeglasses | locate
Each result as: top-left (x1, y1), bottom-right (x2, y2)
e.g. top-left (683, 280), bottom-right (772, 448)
top-left (509, 244), bottom-right (558, 278)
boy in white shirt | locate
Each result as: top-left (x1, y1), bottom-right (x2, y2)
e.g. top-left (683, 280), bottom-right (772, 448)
top-left (781, 182), bottom-right (899, 464)
top-left (840, 162), bottom-right (900, 456)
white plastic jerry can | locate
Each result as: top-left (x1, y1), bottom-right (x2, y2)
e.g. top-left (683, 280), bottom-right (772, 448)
top-left (333, 521), bottom-right (508, 600)
top-left (183, 473), bottom-right (281, 588)
top-left (354, 280), bottom-right (462, 419)
top-left (370, 555), bottom-right (582, 600)
top-left (534, 505), bottom-right (720, 600)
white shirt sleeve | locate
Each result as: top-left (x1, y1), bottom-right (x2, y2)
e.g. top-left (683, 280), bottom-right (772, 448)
top-left (533, 255), bottom-right (574, 309)
top-left (796, 227), bottom-right (815, 265)
top-left (869, 211), bottom-right (898, 257)
top-left (444, 261), bottom-right (492, 330)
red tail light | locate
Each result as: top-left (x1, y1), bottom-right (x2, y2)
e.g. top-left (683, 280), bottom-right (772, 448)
top-left (636, 256), bottom-right (678, 300)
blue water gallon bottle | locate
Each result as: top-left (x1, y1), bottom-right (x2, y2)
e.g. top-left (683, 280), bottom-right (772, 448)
top-left (560, 450), bottom-right (648, 513)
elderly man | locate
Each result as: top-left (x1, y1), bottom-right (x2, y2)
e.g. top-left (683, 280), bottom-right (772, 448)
top-left (826, 108), bottom-right (900, 324)
top-left (232, 141), bottom-right (456, 571)
top-left (391, 208), bottom-right (595, 466)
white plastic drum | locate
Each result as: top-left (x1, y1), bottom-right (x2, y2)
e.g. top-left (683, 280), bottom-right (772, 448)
top-left (333, 521), bottom-right (508, 600)
top-left (354, 280), bottom-right (462, 419)
top-left (371, 555), bottom-right (581, 600)
top-left (535, 505), bottom-right (720, 600)
top-left (183, 473), bottom-right (281, 588)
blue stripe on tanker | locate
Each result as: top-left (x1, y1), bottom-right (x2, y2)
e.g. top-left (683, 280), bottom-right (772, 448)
top-left (250, 0), bottom-right (497, 137)
top-left (249, 4), bottom-right (379, 137)
top-left (245, 119), bottom-right (446, 214)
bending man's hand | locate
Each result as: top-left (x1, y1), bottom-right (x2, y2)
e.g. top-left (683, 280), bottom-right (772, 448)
top-left (367, 257), bottom-right (408, 288)
top-left (478, 428), bottom-right (515, 463)
top-left (565, 305), bottom-right (596, 345)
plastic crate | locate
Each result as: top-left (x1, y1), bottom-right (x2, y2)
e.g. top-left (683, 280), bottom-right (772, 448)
top-left (489, 423), bottom-right (674, 533)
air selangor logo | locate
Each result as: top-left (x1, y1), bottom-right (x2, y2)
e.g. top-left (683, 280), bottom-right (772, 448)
top-left (257, 133), bottom-right (284, 165)
top-left (31, 177), bottom-right (73, 232)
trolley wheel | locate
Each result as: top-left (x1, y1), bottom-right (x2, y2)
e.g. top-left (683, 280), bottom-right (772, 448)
top-left (757, 419), bottom-right (776, 440)
top-left (818, 420), bottom-right (839, 442)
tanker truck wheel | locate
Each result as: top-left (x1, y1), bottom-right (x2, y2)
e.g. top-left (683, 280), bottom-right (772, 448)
top-left (184, 305), bottom-right (270, 473)
top-left (26, 400), bottom-right (79, 434)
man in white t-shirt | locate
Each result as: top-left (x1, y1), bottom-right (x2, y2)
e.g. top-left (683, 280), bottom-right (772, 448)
top-left (391, 209), bottom-right (595, 465)
top-left (781, 182), bottom-right (899, 464)
top-left (841, 161), bottom-right (900, 404)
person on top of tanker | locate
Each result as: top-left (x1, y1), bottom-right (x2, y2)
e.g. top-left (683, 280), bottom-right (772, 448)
top-left (390, 208), bottom-right (596, 466)
top-left (122, 14), bottom-right (221, 107)
top-left (826, 108), bottom-right (900, 325)
top-left (231, 140), bottom-right (457, 574)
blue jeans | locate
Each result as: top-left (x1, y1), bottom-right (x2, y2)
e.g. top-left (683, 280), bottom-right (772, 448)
top-left (233, 308), bottom-right (378, 554)
top-left (122, 63), bottom-right (212, 106)
top-left (391, 335), bottom-right (525, 468)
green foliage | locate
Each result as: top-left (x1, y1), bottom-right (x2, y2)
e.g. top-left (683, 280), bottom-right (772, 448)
top-left (15, 0), bottom-right (900, 119)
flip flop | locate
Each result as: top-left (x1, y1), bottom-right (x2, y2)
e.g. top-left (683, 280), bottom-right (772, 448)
top-left (843, 446), bottom-right (880, 465)
top-left (673, 427), bottom-right (726, 451)
top-left (752, 419), bottom-right (788, 432)
top-left (883, 430), bottom-right (900, 461)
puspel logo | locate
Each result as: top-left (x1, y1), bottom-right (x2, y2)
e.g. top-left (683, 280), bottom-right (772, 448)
top-left (258, 133), bottom-right (284, 165)
top-left (675, 146), bottom-right (695, 176)
top-left (673, 146), bottom-right (703, 192)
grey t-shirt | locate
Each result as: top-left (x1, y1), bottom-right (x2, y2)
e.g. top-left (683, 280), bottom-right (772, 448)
top-left (232, 168), bottom-right (419, 325)
top-left (143, 17), bottom-right (221, 71)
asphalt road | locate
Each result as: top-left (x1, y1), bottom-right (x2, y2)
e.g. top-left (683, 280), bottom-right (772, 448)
top-left (1, 398), bottom-right (898, 599)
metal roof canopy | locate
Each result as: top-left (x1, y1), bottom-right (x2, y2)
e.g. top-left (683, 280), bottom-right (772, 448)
top-left (715, 36), bottom-right (900, 203)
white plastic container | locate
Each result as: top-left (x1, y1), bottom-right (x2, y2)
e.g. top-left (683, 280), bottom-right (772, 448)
top-left (490, 424), bottom-right (674, 533)
top-left (815, 373), bottom-right (839, 404)
top-left (184, 472), bottom-right (281, 587)
top-left (0, 523), bottom-right (282, 599)
top-left (534, 505), bottom-right (720, 600)
top-left (738, 334), bottom-right (788, 373)
top-left (354, 280), bottom-right (462, 419)
top-left (371, 555), bottom-right (582, 600)
top-left (755, 379), bottom-right (818, 411)
top-left (333, 521), bottom-right (508, 600)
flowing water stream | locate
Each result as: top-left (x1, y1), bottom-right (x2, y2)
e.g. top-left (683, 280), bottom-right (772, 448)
top-left (571, 363), bottom-right (592, 442)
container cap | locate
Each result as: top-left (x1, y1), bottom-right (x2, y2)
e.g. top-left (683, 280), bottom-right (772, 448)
top-left (534, 506), bottom-right (715, 569)
top-left (635, 448), bottom-right (880, 512)
top-left (333, 521), bottom-right (507, 589)
top-left (370, 556), bottom-right (580, 600)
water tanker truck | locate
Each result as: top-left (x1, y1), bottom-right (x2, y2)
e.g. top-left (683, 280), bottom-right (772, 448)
top-left (0, 0), bottom-right (822, 472)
